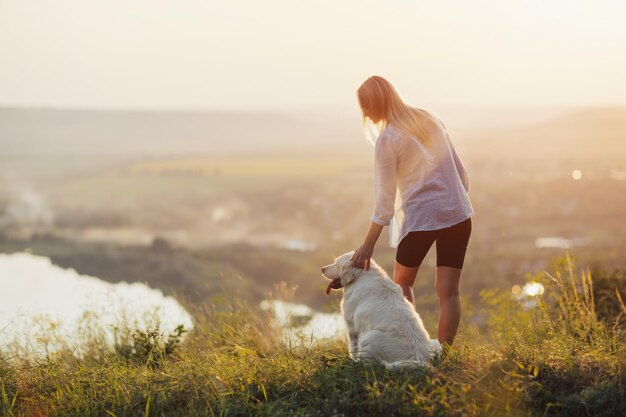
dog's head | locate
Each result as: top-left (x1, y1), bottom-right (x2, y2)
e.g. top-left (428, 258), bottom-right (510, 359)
top-left (321, 251), bottom-right (364, 295)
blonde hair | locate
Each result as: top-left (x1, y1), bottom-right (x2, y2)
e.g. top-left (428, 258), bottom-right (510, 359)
top-left (356, 75), bottom-right (438, 146)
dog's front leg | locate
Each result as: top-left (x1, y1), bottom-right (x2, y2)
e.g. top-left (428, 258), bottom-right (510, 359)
top-left (344, 306), bottom-right (358, 359)
top-left (348, 331), bottom-right (359, 359)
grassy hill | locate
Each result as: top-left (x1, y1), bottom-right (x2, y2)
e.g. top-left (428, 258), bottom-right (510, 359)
top-left (1, 255), bottom-right (624, 416)
top-left (465, 107), bottom-right (626, 161)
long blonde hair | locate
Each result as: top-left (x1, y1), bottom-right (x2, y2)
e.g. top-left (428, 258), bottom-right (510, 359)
top-left (356, 75), bottom-right (438, 146)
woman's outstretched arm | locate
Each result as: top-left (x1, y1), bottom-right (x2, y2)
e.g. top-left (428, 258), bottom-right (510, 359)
top-left (352, 132), bottom-right (397, 269)
top-left (351, 221), bottom-right (384, 270)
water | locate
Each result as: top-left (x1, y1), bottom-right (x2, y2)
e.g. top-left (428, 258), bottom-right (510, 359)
top-left (278, 239), bottom-right (317, 252)
top-left (0, 252), bottom-right (194, 357)
top-left (534, 237), bottom-right (586, 249)
top-left (610, 169), bottom-right (626, 181)
top-left (535, 237), bottom-right (573, 249)
top-left (259, 299), bottom-right (346, 343)
top-left (512, 281), bottom-right (545, 310)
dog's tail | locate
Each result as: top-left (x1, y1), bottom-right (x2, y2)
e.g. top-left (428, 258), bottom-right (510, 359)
top-left (381, 359), bottom-right (425, 371)
top-left (382, 341), bottom-right (442, 371)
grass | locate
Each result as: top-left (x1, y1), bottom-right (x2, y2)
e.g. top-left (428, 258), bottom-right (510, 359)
top-left (45, 154), bottom-right (371, 207)
top-left (125, 156), bottom-right (368, 178)
top-left (0, 255), bottom-right (624, 416)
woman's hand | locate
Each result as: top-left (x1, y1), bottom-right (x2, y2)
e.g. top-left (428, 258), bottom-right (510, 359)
top-left (351, 242), bottom-right (374, 270)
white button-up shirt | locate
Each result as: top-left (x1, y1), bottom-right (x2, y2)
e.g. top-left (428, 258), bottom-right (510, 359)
top-left (370, 111), bottom-right (474, 248)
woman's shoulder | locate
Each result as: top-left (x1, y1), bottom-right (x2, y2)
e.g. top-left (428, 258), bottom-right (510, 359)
top-left (374, 126), bottom-right (401, 156)
top-left (376, 124), bottom-right (397, 143)
top-left (381, 123), bottom-right (406, 140)
top-left (383, 122), bottom-right (421, 147)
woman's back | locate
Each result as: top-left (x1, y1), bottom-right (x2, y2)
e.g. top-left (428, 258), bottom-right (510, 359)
top-left (373, 110), bottom-right (474, 247)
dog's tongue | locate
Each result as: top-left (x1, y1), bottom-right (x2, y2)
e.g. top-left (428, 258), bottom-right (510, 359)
top-left (325, 278), bottom-right (342, 295)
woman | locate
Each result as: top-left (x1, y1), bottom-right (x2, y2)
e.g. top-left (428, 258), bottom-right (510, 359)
top-left (351, 75), bottom-right (474, 347)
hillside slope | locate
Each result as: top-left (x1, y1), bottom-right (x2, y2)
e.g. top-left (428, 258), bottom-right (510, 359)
top-left (466, 107), bottom-right (626, 160)
top-left (1, 256), bottom-right (624, 417)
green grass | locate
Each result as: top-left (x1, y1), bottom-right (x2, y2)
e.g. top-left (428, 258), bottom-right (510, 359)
top-left (1, 255), bottom-right (624, 417)
top-left (43, 154), bottom-right (371, 208)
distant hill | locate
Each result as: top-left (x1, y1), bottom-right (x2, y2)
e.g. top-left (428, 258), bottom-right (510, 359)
top-left (2, 106), bottom-right (624, 160)
top-left (466, 107), bottom-right (626, 160)
top-left (0, 108), bottom-right (365, 157)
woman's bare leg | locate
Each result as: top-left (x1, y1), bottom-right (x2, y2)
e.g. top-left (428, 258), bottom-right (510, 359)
top-left (393, 261), bottom-right (420, 305)
top-left (435, 266), bottom-right (462, 346)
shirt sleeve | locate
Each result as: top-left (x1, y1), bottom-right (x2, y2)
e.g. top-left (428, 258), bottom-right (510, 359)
top-left (370, 133), bottom-right (398, 226)
top-left (446, 132), bottom-right (470, 193)
top-left (431, 111), bottom-right (470, 192)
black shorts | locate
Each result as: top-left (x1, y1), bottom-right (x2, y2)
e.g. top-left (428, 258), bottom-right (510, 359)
top-left (395, 217), bottom-right (472, 269)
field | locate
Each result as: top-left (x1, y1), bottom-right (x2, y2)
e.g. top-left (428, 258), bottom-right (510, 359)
top-left (1, 107), bottom-right (625, 416)
top-left (1, 255), bottom-right (624, 417)
top-left (2, 148), bottom-right (624, 309)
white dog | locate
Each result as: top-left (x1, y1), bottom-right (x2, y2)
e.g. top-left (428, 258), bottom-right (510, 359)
top-left (322, 251), bottom-right (441, 370)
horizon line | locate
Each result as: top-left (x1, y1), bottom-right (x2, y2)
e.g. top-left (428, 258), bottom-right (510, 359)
top-left (1, 103), bottom-right (625, 114)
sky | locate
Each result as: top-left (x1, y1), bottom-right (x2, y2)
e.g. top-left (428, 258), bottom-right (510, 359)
top-left (1, 0), bottom-right (626, 114)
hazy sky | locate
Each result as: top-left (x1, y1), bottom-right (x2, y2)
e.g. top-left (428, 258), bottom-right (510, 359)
top-left (1, 0), bottom-right (625, 114)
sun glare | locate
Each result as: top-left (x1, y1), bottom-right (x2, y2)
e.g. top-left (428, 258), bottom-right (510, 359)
top-left (523, 282), bottom-right (545, 297)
